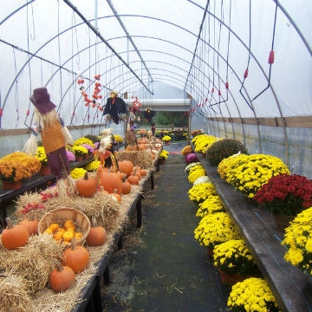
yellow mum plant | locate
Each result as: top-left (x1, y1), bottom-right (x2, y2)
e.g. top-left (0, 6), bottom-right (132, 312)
top-left (213, 239), bottom-right (259, 275)
top-left (188, 182), bottom-right (218, 204)
top-left (218, 154), bottom-right (290, 199)
top-left (192, 134), bottom-right (217, 154)
top-left (281, 207), bottom-right (312, 276)
top-left (113, 134), bottom-right (123, 144)
top-left (70, 167), bottom-right (87, 179)
top-left (71, 145), bottom-right (88, 156)
top-left (187, 164), bottom-right (206, 184)
top-left (73, 137), bottom-right (95, 147)
top-left (85, 160), bottom-right (101, 172)
top-left (0, 151), bottom-right (41, 182)
top-left (162, 135), bottom-right (172, 142)
top-left (194, 212), bottom-right (240, 249)
top-left (158, 150), bottom-right (169, 160)
top-left (227, 277), bottom-right (281, 312)
top-left (35, 146), bottom-right (48, 165)
top-left (196, 194), bottom-right (225, 217)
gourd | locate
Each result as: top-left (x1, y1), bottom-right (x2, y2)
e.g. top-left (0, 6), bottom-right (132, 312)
top-left (49, 261), bottom-right (76, 292)
top-left (75, 172), bottom-right (97, 197)
top-left (86, 217), bottom-right (107, 246)
top-left (19, 218), bottom-right (39, 236)
top-left (62, 238), bottom-right (90, 273)
top-left (118, 160), bottom-right (134, 177)
top-left (1, 218), bottom-right (29, 250)
top-left (98, 170), bottom-right (123, 194)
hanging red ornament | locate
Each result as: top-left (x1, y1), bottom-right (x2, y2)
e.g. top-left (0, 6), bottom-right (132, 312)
top-left (225, 82), bottom-right (229, 89)
top-left (77, 78), bottom-right (84, 84)
top-left (0, 108), bottom-right (2, 117)
top-left (218, 90), bottom-right (222, 96)
top-left (268, 50), bottom-right (275, 64)
top-left (95, 81), bottom-right (101, 87)
top-left (244, 69), bottom-right (249, 78)
top-left (211, 88), bottom-right (215, 93)
top-left (26, 109), bottom-right (30, 116)
top-left (205, 97), bottom-right (208, 102)
top-left (94, 74), bottom-right (101, 80)
top-left (72, 111), bottom-right (75, 116)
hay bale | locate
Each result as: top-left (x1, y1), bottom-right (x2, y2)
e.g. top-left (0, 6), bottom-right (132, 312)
top-left (0, 272), bottom-right (34, 312)
top-left (0, 234), bottom-right (64, 295)
top-left (117, 150), bottom-right (153, 168)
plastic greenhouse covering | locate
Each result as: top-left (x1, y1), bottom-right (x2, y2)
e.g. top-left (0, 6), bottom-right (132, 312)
top-left (0, 0), bottom-right (312, 176)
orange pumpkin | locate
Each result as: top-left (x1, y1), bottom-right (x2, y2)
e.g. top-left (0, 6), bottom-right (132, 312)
top-left (49, 263), bottom-right (76, 292)
top-left (76, 172), bottom-right (97, 197)
top-left (99, 170), bottom-right (123, 194)
top-left (86, 218), bottom-right (107, 246)
top-left (111, 191), bottom-right (122, 202)
top-left (19, 219), bottom-right (39, 236)
top-left (118, 160), bottom-right (134, 177)
top-left (62, 239), bottom-right (90, 273)
top-left (1, 218), bottom-right (29, 250)
top-left (127, 174), bottom-right (139, 185)
top-left (122, 175), bottom-right (132, 194)
top-left (139, 168), bottom-right (147, 177)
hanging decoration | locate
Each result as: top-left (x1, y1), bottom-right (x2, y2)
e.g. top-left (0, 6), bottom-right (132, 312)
top-left (77, 75), bottom-right (103, 111)
top-left (129, 96), bottom-right (142, 121)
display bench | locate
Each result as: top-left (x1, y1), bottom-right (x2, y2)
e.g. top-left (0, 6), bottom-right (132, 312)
top-left (69, 168), bottom-right (155, 312)
top-left (200, 159), bottom-right (312, 312)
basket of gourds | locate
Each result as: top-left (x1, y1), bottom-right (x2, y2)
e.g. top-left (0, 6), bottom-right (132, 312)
top-left (38, 207), bottom-right (90, 245)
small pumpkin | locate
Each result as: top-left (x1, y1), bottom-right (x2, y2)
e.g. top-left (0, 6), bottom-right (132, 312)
top-left (19, 218), bottom-right (39, 236)
top-left (62, 238), bottom-right (90, 273)
top-left (111, 189), bottom-right (122, 202)
top-left (118, 160), bottom-right (134, 177)
top-left (75, 172), bottom-right (97, 197)
top-left (1, 218), bottom-right (29, 250)
top-left (49, 262), bottom-right (76, 292)
top-left (127, 173), bottom-right (139, 185)
top-left (121, 175), bottom-right (132, 194)
top-left (86, 217), bottom-right (107, 246)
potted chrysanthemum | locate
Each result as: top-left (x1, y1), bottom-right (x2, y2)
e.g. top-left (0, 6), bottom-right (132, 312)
top-left (36, 146), bottom-right (51, 176)
top-left (218, 153), bottom-right (290, 199)
top-left (0, 151), bottom-right (41, 189)
top-left (213, 239), bottom-right (261, 285)
top-left (281, 207), bottom-right (312, 277)
top-left (192, 133), bottom-right (218, 156)
top-left (162, 135), bottom-right (172, 145)
top-left (158, 149), bottom-right (169, 164)
top-left (227, 277), bottom-right (281, 312)
top-left (254, 174), bottom-right (312, 230)
top-left (194, 211), bottom-right (240, 254)
top-left (195, 194), bottom-right (225, 218)
top-left (188, 181), bottom-right (218, 205)
top-left (187, 163), bottom-right (206, 184)
top-left (71, 145), bottom-right (88, 162)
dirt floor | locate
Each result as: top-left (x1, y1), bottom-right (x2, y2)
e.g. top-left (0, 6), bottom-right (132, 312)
top-left (101, 142), bottom-right (230, 312)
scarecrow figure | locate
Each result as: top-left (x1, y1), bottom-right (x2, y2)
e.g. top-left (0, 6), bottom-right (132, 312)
top-left (102, 90), bottom-right (127, 125)
top-left (143, 108), bottom-right (155, 123)
top-left (97, 128), bottom-right (117, 170)
top-left (28, 88), bottom-right (73, 185)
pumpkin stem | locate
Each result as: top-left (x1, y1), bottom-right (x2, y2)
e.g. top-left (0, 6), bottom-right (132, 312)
top-left (5, 218), bottom-right (14, 229)
top-left (91, 216), bottom-right (98, 227)
top-left (53, 259), bottom-right (64, 272)
top-left (122, 174), bottom-right (127, 182)
top-left (71, 238), bottom-right (77, 250)
top-left (83, 172), bottom-right (89, 180)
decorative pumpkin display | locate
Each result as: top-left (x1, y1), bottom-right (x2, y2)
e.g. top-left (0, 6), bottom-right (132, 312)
top-left (86, 217), bottom-right (107, 246)
top-left (98, 170), bottom-right (123, 194)
top-left (75, 172), bottom-right (97, 197)
top-left (19, 218), bottom-right (39, 236)
top-left (118, 160), bottom-right (134, 177)
top-left (49, 262), bottom-right (76, 293)
top-left (62, 238), bottom-right (90, 273)
top-left (121, 175), bottom-right (132, 194)
top-left (1, 218), bottom-right (29, 250)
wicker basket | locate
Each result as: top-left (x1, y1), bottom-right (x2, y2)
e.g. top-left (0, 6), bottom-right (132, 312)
top-left (38, 207), bottom-right (90, 245)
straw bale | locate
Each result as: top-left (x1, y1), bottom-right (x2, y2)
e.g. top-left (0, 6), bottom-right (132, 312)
top-left (0, 272), bottom-right (34, 312)
top-left (0, 234), bottom-right (63, 295)
top-left (117, 150), bottom-right (153, 168)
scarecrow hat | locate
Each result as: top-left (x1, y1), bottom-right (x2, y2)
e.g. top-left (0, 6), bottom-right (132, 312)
top-left (110, 90), bottom-right (118, 96)
top-left (29, 87), bottom-right (56, 115)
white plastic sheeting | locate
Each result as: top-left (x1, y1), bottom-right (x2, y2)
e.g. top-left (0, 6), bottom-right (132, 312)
top-left (0, 0), bottom-right (311, 130)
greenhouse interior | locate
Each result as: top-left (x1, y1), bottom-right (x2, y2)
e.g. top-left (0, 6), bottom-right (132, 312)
top-left (0, 1), bottom-right (311, 311)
